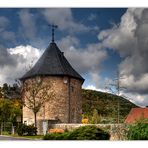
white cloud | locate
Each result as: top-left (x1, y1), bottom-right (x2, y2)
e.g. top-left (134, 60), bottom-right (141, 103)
top-left (58, 36), bottom-right (107, 75)
top-left (90, 72), bottom-right (101, 88)
top-left (18, 9), bottom-right (36, 40)
top-left (0, 45), bottom-right (42, 85)
top-left (98, 9), bottom-right (138, 57)
top-left (120, 73), bottom-right (148, 95)
top-left (84, 84), bottom-right (106, 92)
top-left (8, 45), bottom-right (41, 59)
top-left (0, 34), bottom-right (107, 90)
top-left (98, 8), bottom-right (148, 93)
top-left (41, 8), bottom-right (91, 33)
top-left (0, 16), bottom-right (16, 43)
top-left (98, 8), bottom-right (148, 106)
top-left (85, 85), bottom-right (97, 90)
top-left (57, 35), bottom-right (107, 89)
top-left (121, 91), bottom-right (148, 107)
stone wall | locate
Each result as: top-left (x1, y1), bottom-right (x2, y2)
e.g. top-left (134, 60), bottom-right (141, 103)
top-left (22, 76), bottom-right (82, 126)
top-left (69, 78), bottom-right (82, 123)
top-left (47, 123), bottom-right (128, 140)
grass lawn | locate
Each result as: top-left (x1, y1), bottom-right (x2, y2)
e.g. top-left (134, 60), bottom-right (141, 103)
top-left (20, 135), bottom-right (44, 140)
top-left (1, 131), bottom-right (44, 140)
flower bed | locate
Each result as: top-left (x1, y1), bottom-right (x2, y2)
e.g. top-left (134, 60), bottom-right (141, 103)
top-left (48, 128), bottom-right (65, 134)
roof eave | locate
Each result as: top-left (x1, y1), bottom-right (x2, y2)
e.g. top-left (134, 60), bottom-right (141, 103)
top-left (20, 74), bottom-right (85, 82)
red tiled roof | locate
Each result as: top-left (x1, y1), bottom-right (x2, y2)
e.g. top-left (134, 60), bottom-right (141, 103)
top-left (125, 108), bottom-right (148, 123)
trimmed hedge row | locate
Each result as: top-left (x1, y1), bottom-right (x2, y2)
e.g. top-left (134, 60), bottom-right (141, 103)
top-left (43, 125), bottom-right (110, 140)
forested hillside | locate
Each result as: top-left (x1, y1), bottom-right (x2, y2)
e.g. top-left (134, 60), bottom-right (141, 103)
top-left (0, 83), bottom-right (138, 124)
top-left (82, 89), bottom-right (138, 123)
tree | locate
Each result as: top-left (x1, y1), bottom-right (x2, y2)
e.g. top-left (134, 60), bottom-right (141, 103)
top-left (2, 83), bottom-right (9, 97)
top-left (91, 109), bottom-right (101, 124)
top-left (0, 87), bottom-right (4, 98)
top-left (0, 98), bottom-right (22, 133)
top-left (10, 99), bottom-right (22, 124)
top-left (22, 77), bottom-right (55, 127)
top-left (0, 99), bottom-right (11, 123)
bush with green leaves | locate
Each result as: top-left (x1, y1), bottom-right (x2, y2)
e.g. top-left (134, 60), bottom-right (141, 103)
top-left (127, 119), bottom-right (148, 140)
top-left (68, 125), bottom-right (110, 140)
top-left (16, 123), bottom-right (37, 136)
top-left (43, 132), bottom-right (70, 140)
top-left (27, 124), bottom-right (37, 136)
top-left (43, 125), bottom-right (110, 140)
top-left (16, 124), bottom-right (27, 136)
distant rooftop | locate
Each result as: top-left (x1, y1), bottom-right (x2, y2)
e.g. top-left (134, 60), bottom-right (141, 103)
top-left (20, 42), bottom-right (84, 82)
top-left (125, 107), bottom-right (148, 123)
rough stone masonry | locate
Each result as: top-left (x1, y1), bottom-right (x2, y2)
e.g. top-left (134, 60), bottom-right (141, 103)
top-left (20, 41), bottom-right (84, 129)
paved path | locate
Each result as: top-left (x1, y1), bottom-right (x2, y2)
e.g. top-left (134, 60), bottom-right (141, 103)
top-left (0, 135), bottom-right (30, 140)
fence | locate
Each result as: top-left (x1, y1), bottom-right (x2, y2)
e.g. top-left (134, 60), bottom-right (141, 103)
top-left (0, 122), bottom-right (19, 135)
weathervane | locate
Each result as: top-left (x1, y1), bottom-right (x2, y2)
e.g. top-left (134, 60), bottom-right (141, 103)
top-left (48, 24), bottom-right (58, 43)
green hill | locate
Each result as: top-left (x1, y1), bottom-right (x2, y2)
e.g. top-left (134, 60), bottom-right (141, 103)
top-left (82, 89), bottom-right (138, 123)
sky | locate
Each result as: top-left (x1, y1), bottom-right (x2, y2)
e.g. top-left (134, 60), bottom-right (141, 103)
top-left (0, 8), bottom-right (148, 107)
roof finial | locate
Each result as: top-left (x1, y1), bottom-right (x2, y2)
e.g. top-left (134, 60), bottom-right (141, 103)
top-left (48, 24), bottom-right (58, 43)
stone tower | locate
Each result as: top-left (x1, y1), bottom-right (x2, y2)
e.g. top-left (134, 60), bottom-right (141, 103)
top-left (20, 32), bottom-right (84, 125)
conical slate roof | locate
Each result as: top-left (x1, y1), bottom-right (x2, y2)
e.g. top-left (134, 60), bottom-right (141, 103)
top-left (20, 42), bottom-right (84, 82)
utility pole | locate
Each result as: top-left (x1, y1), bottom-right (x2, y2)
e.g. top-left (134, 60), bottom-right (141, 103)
top-left (105, 70), bottom-right (126, 124)
top-left (117, 70), bottom-right (120, 124)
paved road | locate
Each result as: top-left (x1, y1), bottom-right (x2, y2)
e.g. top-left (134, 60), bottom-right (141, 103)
top-left (0, 135), bottom-right (30, 140)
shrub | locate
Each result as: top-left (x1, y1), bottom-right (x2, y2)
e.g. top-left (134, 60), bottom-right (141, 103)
top-left (26, 124), bottom-right (37, 136)
top-left (43, 133), bottom-right (57, 140)
top-left (43, 132), bottom-right (70, 140)
top-left (127, 119), bottom-right (148, 140)
top-left (16, 124), bottom-right (27, 136)
top-left (16, 123), bottom-right (37, 136)
top-left (43, 125), bottom-right (110, 140)
top-left (68, 125), bottom-right (110, 140)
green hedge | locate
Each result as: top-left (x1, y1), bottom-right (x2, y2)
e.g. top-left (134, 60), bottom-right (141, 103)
top-left (43, 125), bottom-right (110, 140)
top-left (44, 132), bottom-right (70, 140)
top-left (127, 119), bottom-right (148, 140)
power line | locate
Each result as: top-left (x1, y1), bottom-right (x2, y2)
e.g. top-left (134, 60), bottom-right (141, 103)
top-left (105, 70), bottom-right (126, 124)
